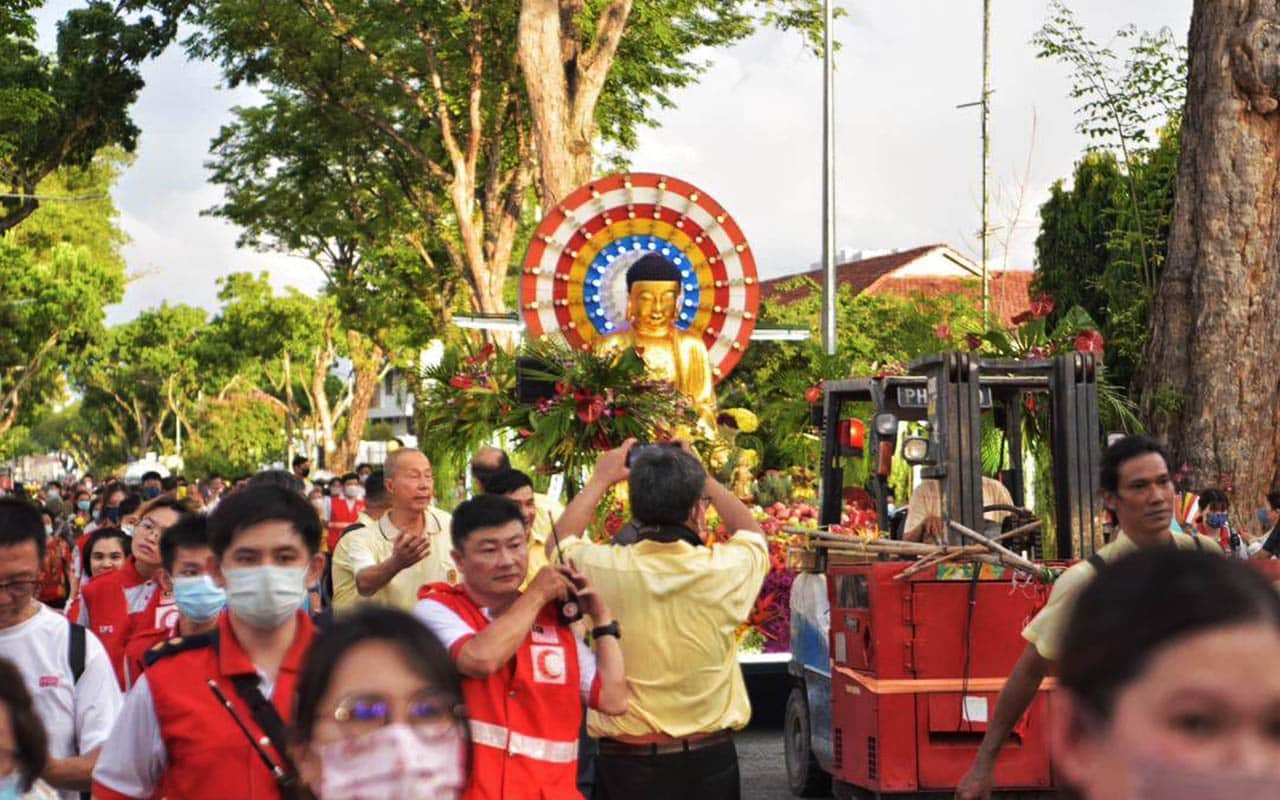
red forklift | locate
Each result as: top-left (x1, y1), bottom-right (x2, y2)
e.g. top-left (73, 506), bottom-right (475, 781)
top-left (785, 352), bottom-right (1106, 798)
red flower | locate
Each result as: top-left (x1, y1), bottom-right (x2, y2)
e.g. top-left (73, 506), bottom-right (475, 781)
top-left (1029, 292), bottom-right (1056, 319)
top-left (449, 375), bottom-right (474, 390)
top-left (805, 385), bottom-right (823, 405)
top-left (476, 342), bottom-right (496, 361)
top-left (1025, 395), bottom-right (1038, 413)
top-left (1075, 329), bottom-right (1105, 354)
top-left (576, 394), bottom-right (605, 424)
top-left (934, 323), bottom-right (952, 340)
top-left (554, 381), bottom-right (571, 395)
top-left (965, 333), bottom-right (983, 351)
top-left (518, 428), bottom-right (534, 439)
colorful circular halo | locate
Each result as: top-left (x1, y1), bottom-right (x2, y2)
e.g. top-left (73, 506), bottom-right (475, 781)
top-left (520, 173), bottom-right (760, 382)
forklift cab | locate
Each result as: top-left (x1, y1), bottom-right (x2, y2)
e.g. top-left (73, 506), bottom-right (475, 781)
top-left (817, 351), bottom-right (1106, 561)
top-left (786, 352), bottom-right (1105, 798)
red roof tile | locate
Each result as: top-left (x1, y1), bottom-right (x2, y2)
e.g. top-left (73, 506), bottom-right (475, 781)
top-left (758, 243), bottom-right (1034, 327)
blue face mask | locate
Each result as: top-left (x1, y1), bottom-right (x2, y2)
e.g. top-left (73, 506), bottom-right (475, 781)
top-left (1206, 511), bottom-right (1230, 529)
top-left (142, 487), bottom-right (161, 500)
top-left (105, 508), bottom-right (121, 524)
top-left (0, 773), bottom-right (19, 800)
top-left (78, 499), bottom-right (92, 512)
top-left (172, 575), bottom-right (227, 624)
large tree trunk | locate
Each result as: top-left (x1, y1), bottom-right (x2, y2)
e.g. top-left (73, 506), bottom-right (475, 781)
top-left (331, 332), bottom-right (386, 473)
top-left (1141, 0), bottom-right (1280, 512)
top-left (517, 0), bottom-right (633, 207)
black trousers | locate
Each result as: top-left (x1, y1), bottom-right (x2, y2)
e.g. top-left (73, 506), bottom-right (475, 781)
top-left (593, 740), bottom-right (740, 800)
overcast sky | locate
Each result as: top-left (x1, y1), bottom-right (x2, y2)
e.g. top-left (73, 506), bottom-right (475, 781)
top-left (36, 1), bottom-right (1193, 324)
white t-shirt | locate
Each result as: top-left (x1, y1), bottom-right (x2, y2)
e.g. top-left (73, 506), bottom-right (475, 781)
top-left (0, 603), bottom-right (122, 800)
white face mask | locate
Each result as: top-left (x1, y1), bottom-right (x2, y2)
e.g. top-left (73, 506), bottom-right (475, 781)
top-left (223, 565), bottom-right (308, 629)
top-left (344, 485), bottom-right (363, 500)
top-left (314, 723), bottom-right (465, 800)
top-left (1129, 757), bottom-right (1280, 799)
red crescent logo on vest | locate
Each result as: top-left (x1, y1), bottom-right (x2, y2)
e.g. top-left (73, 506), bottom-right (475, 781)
top-left (532, 645), bottom-right (566, 684)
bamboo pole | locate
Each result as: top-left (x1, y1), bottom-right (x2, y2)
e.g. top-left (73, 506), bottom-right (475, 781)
top-left (949, 520), bottom-right (1051, 580)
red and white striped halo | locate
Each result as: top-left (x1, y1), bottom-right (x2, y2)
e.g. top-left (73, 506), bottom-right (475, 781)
top-left (520, 173), bottom-right (760, 382)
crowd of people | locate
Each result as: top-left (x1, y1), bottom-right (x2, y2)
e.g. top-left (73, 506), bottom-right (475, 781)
top-left (2, 434), bottom-right (1280, 799)
top-left (0, 440), bottom-right (767, 800)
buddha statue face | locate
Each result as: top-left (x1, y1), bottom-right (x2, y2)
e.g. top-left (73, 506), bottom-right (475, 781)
top-left (627, 280), bottom-right (680, 337)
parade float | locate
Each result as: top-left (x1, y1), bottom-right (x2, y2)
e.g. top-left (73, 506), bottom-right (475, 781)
top-left (423, 172), bottom-right (833, 658)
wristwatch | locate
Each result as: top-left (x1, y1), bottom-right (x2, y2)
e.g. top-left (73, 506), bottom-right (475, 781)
top-left (591, 621), bottom-right (621, 640)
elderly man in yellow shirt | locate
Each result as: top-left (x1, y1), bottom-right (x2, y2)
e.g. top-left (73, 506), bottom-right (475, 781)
top-left (955, 436), bottom-right (1220, 800)
top-left (330, 449), bottom-right (456, 612)
top-left (549, 439), bottom-right (767, 800)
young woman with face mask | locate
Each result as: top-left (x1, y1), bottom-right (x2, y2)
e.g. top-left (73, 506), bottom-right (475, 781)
top-left (1052, 548), bottom-right (1280, 799)
top-left (292, 606), bottom-right (467, 800)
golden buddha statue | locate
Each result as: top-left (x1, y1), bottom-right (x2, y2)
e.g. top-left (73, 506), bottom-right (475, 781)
top-left (595, 253), bottom-right (718, 433)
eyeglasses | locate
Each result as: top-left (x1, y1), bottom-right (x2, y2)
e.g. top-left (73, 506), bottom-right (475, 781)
top-left (0, 579), bottom-right (39, 599)
top-left (330, 690), bottom-right (462, 740)
top-left (135, 517), bottom-right (168, 537)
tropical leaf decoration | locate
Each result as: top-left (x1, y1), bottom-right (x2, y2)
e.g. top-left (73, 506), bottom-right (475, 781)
top-left (503, 338), bottom-right (703, 489)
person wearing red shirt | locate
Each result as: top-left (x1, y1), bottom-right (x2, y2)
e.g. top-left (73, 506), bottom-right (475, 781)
top-left (121, 513), bottom-right (224, 689)
top-left (416, 495), bottom-right (628, 800)
top-left (327, 473), bottom-right (366, 552)
top-left (91, 484), bottom-right (326, 800)
top-left (79, 499), bottom-right (190, 686)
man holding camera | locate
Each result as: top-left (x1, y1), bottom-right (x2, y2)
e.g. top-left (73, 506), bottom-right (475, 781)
top-left (549, 440), bottom-right (767, 800)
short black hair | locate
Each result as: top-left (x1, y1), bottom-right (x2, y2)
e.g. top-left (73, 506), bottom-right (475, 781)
top-left (450, 495), bottom-right (525, 551)
top-left (1099, 435), bottom-right (1171, 494)
top-left (0, 657), bottom-right (48, 791)
top-left (249, 469), bottom-right (306, 495)
top-left (161, 476), bottom-right (178, 491)
top-left (292, 455), bottom-right (310, 468)
top-left (625, 252), bottom-right (682, 290)
top-left (143, 497), bottom-right (195, 519)
top-left (82, 528), bottom-right (131, 576)
top-left (0, 497), bottom-right (46, 561)
top-left (356, 463), bottom-right (372, 472)
top-left (363, 472), bottom-right (388, 505)
top-left (1269, 490), bottom-right (1280, 512)
top-left (1060, 548), bottom-right (1280, 719)
top-left (292, 606), bottom-right (463, 744)
top-left (119, 495), bottom-right (142, 516)
top-left (207, 484), bottom-right (322, 557)
top-left (160, 513), bottom-right (212, 573)
top-left (141, 471), bottom-right (162, 483)
top-left (629, 445), bottom-right (705, 526)
top-left (483, 469), bottom-right (534, 497)
top-left (1198, 487), bottom-right (1229, 511)
top-left (341, 472), bottom-right (358, 484)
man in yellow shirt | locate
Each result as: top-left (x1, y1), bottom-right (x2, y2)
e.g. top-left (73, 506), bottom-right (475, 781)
top-left (903, 476), bottom-right (1014, 543)
top-left (955, 436), bottom-right (1220, 799)
top-left (330, 449), bottom-right (455, 611)
top-left (550, 440), bottom-right (767, 800)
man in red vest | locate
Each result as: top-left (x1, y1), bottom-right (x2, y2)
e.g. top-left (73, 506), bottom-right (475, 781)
top-left (91, 485), bottom-right (326, 800)
top-left (416, 494), bottom-right (628, 800)
top-left (79, 497), bottom-right (191, 686)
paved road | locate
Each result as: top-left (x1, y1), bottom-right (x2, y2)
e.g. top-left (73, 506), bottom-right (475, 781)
top-left (740, 720), bottom-right (810, 800)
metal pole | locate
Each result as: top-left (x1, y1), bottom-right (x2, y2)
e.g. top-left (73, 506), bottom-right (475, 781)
top-left (821, 0), bottom-right (837, 355)
top-left (980, 0), bottom-right (992, 325)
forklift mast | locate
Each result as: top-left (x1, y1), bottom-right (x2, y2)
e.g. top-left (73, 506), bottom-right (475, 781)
top-left (819, 351), bottom-right (1104, 560)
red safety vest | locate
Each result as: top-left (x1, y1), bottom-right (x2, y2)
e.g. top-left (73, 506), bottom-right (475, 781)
top-left (81, 558), bottom-right (163, 687)
top-left (327, 498), bottom-right (365, 551)
top-left (93, 611), bottom-right (315, 800)
top-left (422, 583), bottom-right (586, 800)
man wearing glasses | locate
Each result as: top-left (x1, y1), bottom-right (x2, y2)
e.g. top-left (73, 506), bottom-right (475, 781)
top-left (79, 498), bottom-right (191, 687)
top-left (0, 497), bottom-right (122, 799)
